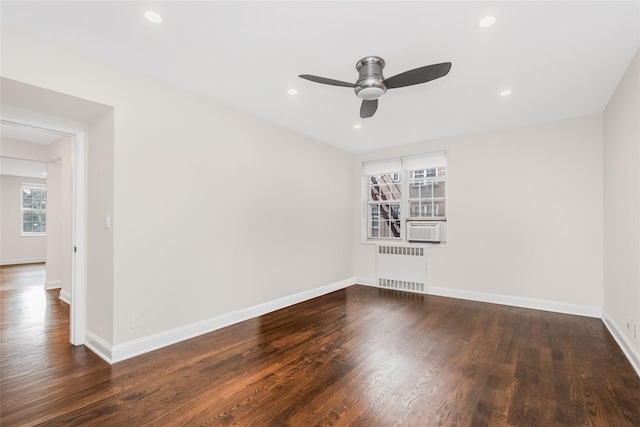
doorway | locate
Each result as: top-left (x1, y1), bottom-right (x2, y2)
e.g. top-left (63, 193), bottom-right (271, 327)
top-left (0, 117), bottom-right (86, 345)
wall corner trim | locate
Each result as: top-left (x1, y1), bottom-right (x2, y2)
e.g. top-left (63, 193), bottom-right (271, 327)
top-left (107, 277), bottom-right (358, 364)
top-left (602, 310), bottom-right (640, 378)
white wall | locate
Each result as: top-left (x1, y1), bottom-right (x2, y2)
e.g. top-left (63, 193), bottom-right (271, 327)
top-left (603, 49), bottom-right (640, 360)
top-left (353, 115), bottom-right (604, 312)
top-left (0, 174), bottom-right (47, 265)
top-left (1, 24), bottom-right (354, 349)
top-left (110, 71), bottom-right (354, 345)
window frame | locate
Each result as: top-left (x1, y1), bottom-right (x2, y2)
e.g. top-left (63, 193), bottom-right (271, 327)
top-left (367, 174), bottom-right (403, 241)
top-left (362, 152), bottom-right (447, 244)
top-left (21, 183), bottom-right (47, 237)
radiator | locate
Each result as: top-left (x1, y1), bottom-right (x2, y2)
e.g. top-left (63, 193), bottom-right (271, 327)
top-left (375, 245), bottom-right (427, 294)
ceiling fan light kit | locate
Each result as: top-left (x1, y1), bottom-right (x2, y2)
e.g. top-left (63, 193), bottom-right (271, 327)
top-left (299, 55), bottom-right (452, 119)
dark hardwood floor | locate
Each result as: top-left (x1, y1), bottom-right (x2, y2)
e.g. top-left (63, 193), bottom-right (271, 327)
top-left (2, 264), bottom-right (639, 426)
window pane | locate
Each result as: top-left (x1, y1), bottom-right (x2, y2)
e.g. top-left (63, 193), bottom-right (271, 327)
top-left (434, 181), bottom-right (446, 198)
top-left (420, 182), bottom-right (434, 198)
top-left (371, 206), bottom-right (379, 229)
top-left (409, 184), bottom-right (420, 198)
top-left (370, 185), bottom-right (382, 201)
top-left (23, 189), bottom-right (32, 208)
top-left (409, 201), bottom-right (421, 217)
top-left (369, 174), bottom-right (401, 201)
top-left (369, 202), bottom-right (401, 238)
top-left (409, 201), bottom-right (444, 218)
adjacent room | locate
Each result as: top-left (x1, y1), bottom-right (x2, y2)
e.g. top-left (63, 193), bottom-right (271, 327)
top-left (1, 1), bottom-right (638, 425)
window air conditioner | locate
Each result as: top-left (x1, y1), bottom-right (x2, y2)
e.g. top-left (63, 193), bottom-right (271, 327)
top-left (407, 221), bottom-right (442, 243)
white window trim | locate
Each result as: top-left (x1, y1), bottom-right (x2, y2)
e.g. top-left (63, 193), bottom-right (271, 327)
top-left (20, 183), bottom-right (47, 237)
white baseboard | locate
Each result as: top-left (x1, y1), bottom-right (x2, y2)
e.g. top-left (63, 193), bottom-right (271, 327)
top-left (59, 289), bottom-right (71, 304)
top-left (428, 285), bottom-right (602, 318)
top-left (106, 277), bottom-right (357, 364)
top-left (602, 310), bottom-right (640, 378)
top-left (0, 257), bottom-right (45, 266)
top-left (46, 280), bottom-right (63, 290)
top-left (357, 279), bottom-right (601, 317)
top-left (84, 331), bottom-right (113, 364)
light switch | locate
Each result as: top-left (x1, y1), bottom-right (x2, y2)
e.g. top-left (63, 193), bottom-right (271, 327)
top-left (104, 214), bottom-right (111, 229)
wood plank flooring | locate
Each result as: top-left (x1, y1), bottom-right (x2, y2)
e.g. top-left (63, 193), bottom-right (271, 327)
top-left (2, 264), bottom-right (639, 426)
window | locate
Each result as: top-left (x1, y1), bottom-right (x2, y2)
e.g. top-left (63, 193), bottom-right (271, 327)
top-left (21, 185), bottom-right (47, 235)
top-left (368, 174), bottom-right (402, 239)
top-left (363, 152), bottom-right (447, 242)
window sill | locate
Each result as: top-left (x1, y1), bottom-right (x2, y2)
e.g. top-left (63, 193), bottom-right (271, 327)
top-left (361, 239), bottom-right (447, 248)
top-left (21, 233), bottom-right (46, 237)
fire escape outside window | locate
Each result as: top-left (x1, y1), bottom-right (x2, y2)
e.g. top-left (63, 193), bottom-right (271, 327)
top-left (368, 173), bottom-right (402, 239)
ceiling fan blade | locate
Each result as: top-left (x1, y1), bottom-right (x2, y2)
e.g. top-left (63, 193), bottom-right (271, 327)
top-left (360, 99), bottom-right (378, 118)
top-left (298, 74), bottom-right (355, 88)
top-left (384, 62), bottom-right (452, 89)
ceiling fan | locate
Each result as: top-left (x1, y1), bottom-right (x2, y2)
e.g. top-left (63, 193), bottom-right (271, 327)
top-left (299, 56), bottom-right (452, 119)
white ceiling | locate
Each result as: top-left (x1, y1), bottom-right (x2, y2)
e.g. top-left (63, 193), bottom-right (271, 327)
top-left (1, 1), bottom-right (638, 153)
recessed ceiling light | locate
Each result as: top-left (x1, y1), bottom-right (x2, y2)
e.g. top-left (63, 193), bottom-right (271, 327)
top-left (479, 16), bottom-right (496, 28)
top-left (41, 172), bottom-right (48, 176)
top-left (287, 89), bottom-right (298, 96)
top-left (144, 10), bottom-right (163, 24)
top-left (500, 89), bottom-right (512, 96)
top-left (353, 124), bottom-right (362, 129)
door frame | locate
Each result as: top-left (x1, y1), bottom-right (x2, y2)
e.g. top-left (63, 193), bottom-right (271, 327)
top-left (1, 115), bottom-right (87, 345)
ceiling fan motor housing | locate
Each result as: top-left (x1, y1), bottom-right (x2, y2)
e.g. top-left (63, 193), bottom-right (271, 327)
top-left (354, 56), bottom-right (387, 100)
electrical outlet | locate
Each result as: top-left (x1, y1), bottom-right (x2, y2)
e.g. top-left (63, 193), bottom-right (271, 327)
top-left (132, 313), bottom-right (141, 329)
top-left (634, 323), bottom-right (638, 339)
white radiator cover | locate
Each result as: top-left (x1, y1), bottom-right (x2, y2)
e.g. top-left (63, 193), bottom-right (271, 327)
top-left (376, 245), bottom-right (427, 294)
